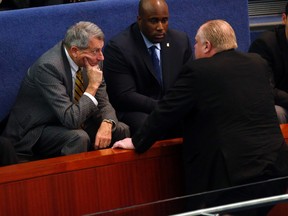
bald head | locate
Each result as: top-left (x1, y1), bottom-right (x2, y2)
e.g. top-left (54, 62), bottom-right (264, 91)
top-left (197, 19), bottom-right (238, 52)
top-left (194, 20), bottom-right (238, 59)
top-left (138, 0), bottom-right (168, 16)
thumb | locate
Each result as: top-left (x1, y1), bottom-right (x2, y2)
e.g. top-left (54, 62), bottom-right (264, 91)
top-left (112, 141), bottom-right (122, 149)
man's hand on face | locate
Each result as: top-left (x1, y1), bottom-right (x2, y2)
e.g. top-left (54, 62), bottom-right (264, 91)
top-left (84, 57), bottom-right (103, 95)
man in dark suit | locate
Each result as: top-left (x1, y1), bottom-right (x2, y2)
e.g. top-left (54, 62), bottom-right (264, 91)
top-left (249, 2), bottom-right (288, 124)
top-left (103, 0), bottom-right (192, 135)
top-left (113, 20), bottom-right (288, 215)
top-left (2, 21), bottom-right (129, 160)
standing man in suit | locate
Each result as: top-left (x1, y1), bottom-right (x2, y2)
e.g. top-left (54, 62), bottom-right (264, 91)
top-left (113, 20), bottom-right (288, 215)
top-left (2, 21), bottom-right (129, 160)
top-left (249, 2), bottom-right (288, 124)
top-left (103, 0), bottom-right (192, 135)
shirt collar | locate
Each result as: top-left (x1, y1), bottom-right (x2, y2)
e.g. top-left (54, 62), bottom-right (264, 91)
top-left (140, 32), bottom-right (161, 50)
top-left (64, 46), bottom-right (78, 73)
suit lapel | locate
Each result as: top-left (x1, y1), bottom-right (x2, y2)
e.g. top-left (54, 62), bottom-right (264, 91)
top-left (132, 24), bottom-right (162, 86)
top-left (61, 43), bottom-right (74, 100)
top-left (160, 34), bottom-right (172, 91)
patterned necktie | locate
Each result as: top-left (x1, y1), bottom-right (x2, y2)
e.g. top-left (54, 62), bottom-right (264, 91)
top-left (74, 68), bottom-right (84, 102)
top-left (149, 45), bottom-right (162, 86)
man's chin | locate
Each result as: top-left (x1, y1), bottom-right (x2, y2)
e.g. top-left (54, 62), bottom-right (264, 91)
top-left (153, 38), bottom-right (164, 43)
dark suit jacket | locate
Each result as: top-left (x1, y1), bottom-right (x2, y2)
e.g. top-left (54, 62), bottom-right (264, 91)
top-left (132, 50), bottom-right (288, 195)
top-left (103, 23), bottom-right (192, 114)
top-left (3, 42), bottom-right (118, 156)
top-left (249, 25), bottom-right (288, 109)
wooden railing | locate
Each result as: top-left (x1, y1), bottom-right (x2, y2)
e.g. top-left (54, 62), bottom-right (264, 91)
top-left (0, 138), bottom-right (184, 216)
top-left (1, 130), bottom-right (288, 216)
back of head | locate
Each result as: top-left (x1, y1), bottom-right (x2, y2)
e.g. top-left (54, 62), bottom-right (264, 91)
top-left (63, 21), bottom-right (105, 49)
top-left (197, 19), bottom-right (238, 53)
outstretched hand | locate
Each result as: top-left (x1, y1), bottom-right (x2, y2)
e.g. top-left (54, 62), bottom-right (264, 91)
top-left (112, 138), bottom-right (135, 149)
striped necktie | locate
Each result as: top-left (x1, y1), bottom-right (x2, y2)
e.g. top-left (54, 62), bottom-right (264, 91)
top-left (74, 68), bottom-right (84, 102)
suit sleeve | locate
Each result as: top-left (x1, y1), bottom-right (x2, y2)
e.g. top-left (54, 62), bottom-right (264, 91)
top-left (249, 37), bottom-right (288, 109)
top-left (34, 63), bottom-right (97, 129)
top-left (93, 80), bottom-right (118, 123)
top-left (132, 64), bottom-right (197, 153)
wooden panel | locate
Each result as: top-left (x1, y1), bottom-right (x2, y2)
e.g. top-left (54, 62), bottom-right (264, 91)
top-left (1, 134), bottom-right (286, 216)
top-left (267, 124), bottom-right (288, 216)
top-left (269, 203), bottom-right (288, 216)
top-left (280, 124), bottom-right (288, 143)
top-left (0, 138), bottom-right (184, 216)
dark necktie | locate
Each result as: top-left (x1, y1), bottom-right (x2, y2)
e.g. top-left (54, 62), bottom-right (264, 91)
top-left (74, 68), bottom-right (84, 102)
top-left (149, 45), bottom-right (162, 86)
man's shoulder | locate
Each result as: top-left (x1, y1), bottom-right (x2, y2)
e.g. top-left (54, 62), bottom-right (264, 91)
top-left (105, 23), bottom-right (143, 53)
top-left (253, 26), bottom-right (285, 43)
top-left (258, 30), bottom-right (277, 41)
top-left (162, 29), bottom-right (191, 50)
top-left (108, 23), bottom-right (136, 42)
top-left (249, 26), bottom-right (285, 53)
top-left (31, 41), bottom-right (64, 70)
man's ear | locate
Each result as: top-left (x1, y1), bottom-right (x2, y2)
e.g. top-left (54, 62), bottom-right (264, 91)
top-left (203, 41), bottom-right (212, 54)
top-left (70, 46), bottom-right (79, 58)
top-left (137, 15), bottom-right (142, 24)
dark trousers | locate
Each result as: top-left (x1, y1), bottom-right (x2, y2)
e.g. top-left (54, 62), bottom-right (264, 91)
top-left (33, 119), bottom-right (130, 158)
top-left (0, 137), bottom-right (18, 166)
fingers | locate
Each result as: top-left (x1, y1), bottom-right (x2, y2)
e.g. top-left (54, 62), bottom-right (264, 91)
top-left (112, 141), bottom-right (122, 149)
top-left (94, 135), bottom-right (111, 149)
top-left (83, 57), bottom-right (90, 68)
top-left (111, 138), bottom-right (134, 149)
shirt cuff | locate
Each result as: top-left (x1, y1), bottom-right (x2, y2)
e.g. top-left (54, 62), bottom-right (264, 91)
top-left (84, 92), bottom-right (98, 106)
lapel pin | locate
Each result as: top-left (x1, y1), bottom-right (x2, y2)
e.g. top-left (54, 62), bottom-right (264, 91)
top-left (166, 43), bottom-right (170, 47)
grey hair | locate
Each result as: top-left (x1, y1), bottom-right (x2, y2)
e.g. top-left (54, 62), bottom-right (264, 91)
top-left (197, 19), bottom-right (238, 52)
top-left (63, 21), bottom-right (104, 49)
